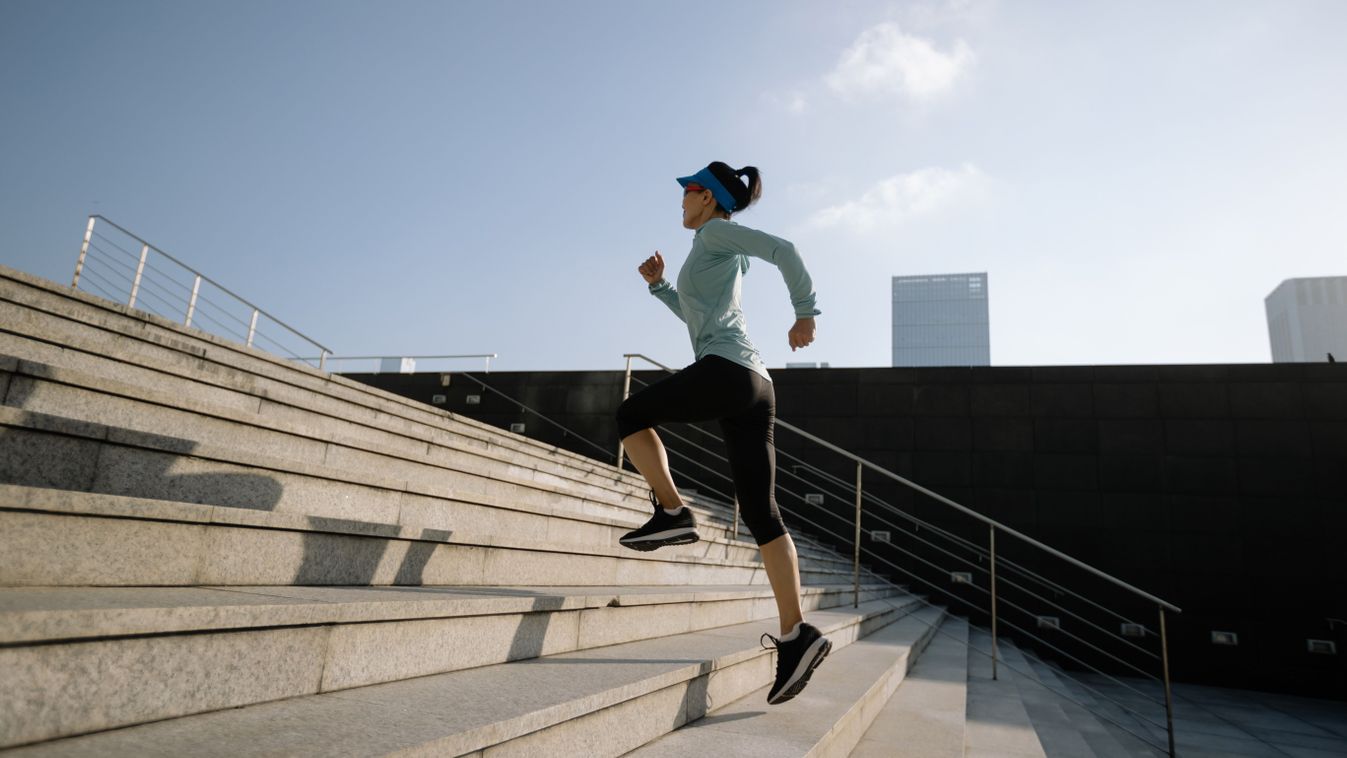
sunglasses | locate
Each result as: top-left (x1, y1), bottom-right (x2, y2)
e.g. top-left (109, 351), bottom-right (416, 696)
top-left (683, 183), bottom-right (708, 195)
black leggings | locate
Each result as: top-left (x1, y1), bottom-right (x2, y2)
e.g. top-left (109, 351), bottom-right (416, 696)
top-left (616, 355), bottom-right (787, 546)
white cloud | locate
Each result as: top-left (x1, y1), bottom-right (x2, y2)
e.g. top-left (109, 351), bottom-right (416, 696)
top-left (826, 22), bottom-right (975, 101)
top-left (761, 89), bottom-right (810, 115)
top-left (805, 164), bottom-right (989, 233)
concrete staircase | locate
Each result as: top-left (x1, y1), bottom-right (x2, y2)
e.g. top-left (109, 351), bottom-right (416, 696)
top-left (0, 263), bottom-right (908, 755)
top-left (0, 263), bottom-right (1180, 756)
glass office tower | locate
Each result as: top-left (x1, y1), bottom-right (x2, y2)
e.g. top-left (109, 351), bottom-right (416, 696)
top-left (892, 273), bottom-right (990, 367)
top-left (1265, 276), bottom-right (1347, 362)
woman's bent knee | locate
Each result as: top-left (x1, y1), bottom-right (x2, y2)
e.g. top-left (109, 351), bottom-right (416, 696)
top-left (744, 511), bottom-right (788, 547)
top-left (616, 397), bottom-right (655, 440)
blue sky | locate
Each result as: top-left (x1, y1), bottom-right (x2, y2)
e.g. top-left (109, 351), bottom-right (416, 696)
top-left (3, 0), bottom-right (1345, 372)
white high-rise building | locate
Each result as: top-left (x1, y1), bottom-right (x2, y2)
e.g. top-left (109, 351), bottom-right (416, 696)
top-left (892, 273), bottom-right (990, 367)
top-left (1265, 276), bottom-right (1347, 363)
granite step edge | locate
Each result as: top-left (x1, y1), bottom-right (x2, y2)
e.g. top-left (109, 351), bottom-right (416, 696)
top-left (0, 483), bottom-right (868, 578)
top-left (0, 272), bottom-right (654, 486)
top-left (1, 354), bottom-right (661, 511)
top-left (0, 597), bottom-right (918, 756)
top-left (0, 583), bottom-right (909, 644)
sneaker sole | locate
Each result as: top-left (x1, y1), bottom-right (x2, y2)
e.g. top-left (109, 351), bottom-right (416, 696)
top-left (618, 530), bottom-right (701, 552)
top-left (767, 636), bottom-right (832, 705)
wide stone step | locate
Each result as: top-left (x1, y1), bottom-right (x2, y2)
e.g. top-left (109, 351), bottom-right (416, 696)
top-left (851, 614), bottom-right (969, 757)
top-left (0, 597), bottom-right (919, 756)
top-left (0, 406), bottom-right (862, 578)
top-left (0, 404), bottom-right (863, 577)
top-left (964, 628), bottom-right (1047, 758)
top-left (0, 584), bottom-right (901, 646)
top-left (0, 268), bottom-right (661, 503)
top-left (0, 485), bottom-right (868, 587)
top-left (0, 357), bottom-right (853, 570)
top-left (628, 605), bottom-right (946, 757)
top-left (0, 583), bottom-right (907, 749)
top-left (0, 352), bottom-right (686, 525)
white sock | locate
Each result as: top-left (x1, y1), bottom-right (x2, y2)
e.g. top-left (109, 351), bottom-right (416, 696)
top-left (662, 506), bottom-right (685, 516)
top-left (779, 621), bottom-right (803, 641)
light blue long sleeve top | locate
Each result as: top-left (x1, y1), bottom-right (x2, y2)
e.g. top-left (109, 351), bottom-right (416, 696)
top-left (649, 218), bottom-right (821, 381)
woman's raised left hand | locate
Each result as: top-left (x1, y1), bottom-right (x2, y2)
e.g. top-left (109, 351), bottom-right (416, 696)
top-left (788, 317), bottom-right (816, 351)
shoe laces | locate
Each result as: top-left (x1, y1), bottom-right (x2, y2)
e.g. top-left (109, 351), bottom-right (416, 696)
top-left (761, 633), bottom-right (786, 679)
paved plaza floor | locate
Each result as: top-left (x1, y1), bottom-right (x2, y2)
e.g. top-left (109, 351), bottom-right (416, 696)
top-left (1075, 672), bottom-right (1347, 757)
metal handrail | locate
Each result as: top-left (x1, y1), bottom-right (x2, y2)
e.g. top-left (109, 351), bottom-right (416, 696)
top-left (87, 229), bottom-right (280, 344)
top-left (621, 353), bottom-right (1181, 614)
top-left (785, 458), bottom-right (1165, 659)
top-left (688, 440), bottom-right (1172, 693)
top-left (725, 492), bottom-right (1170, 749)
top-left (798, 491), bottom-right (1165, 672)
top-left (626, 367), bottom-right (1145, 629)
top-left (723, 459), bottom-right (1175, 753)
top-left (624, 362), bottom-right (1174, 648)
top-left (73, 215), bottom-right (334, 369)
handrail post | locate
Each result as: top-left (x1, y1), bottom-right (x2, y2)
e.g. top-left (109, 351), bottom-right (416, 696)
top-left (853, 461), bottom-right (862, 608)
top-left (73, 216), bottom-right (95, 288)
top-left (1160, 607), bottom-right (1176, 757)
top-left (184, 275), bottom-right (202, 328)
top-left (732, 497), bottom-right (741, 542)
top-left (991, 524), bottom-right (1000, 681)
top-left (318, 350), bottom-right (329, 372)
top-left (246, 309), bottom-right (259, 347)
top-left (616, 356), bottom-right (634, 471)
top-left (128, 244), bottom-right (149, 308)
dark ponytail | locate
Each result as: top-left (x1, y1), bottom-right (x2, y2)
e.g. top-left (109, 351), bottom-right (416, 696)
top-left (735, 166), bottom-right (762, 212)
top-left (707, 161), bottom-right (763, 215)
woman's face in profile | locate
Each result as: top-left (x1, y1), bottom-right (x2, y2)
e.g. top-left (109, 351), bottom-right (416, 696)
top-left (681, 186), bottom-right (713, 229)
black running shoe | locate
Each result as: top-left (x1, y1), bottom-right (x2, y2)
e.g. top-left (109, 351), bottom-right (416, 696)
top-left (618, 493), bottom-right (700, 552)
top-left (762, 622), bottom-right (832, 705)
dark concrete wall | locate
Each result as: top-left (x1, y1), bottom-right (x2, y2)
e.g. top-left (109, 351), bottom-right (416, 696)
top-left (346, 363), bottom-right (1347, 699)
